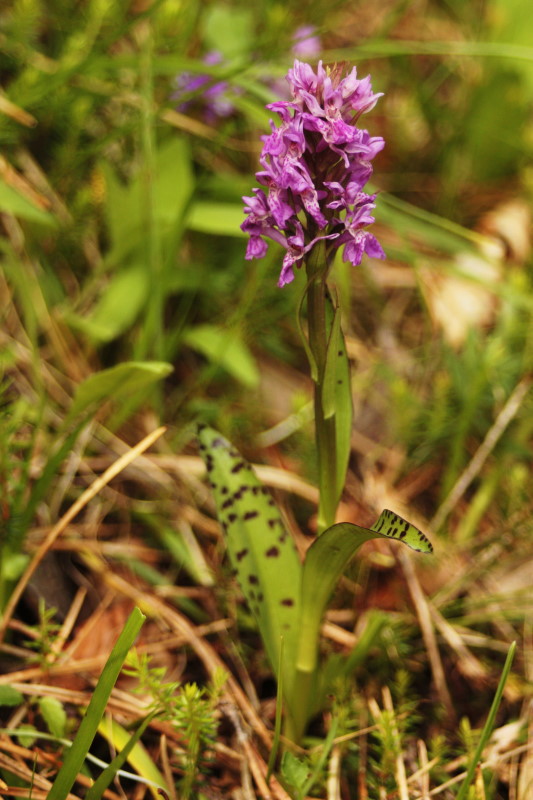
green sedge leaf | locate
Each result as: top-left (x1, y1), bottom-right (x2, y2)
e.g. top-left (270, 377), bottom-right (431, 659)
top-left (321, 304), bottom-right (342, 420)
top-left (197, 425), bottom-right (302, 689)
top-left (47, 608), bottom-right (146, 800)
top-left (297, 510), bottom-right (432, 676)
top-left (297, 278), bottom-right (318, 382)
top-left (325, 290), bottom-right (352, 504)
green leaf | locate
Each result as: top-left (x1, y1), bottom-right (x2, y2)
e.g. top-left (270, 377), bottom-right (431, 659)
top-left (0, 685), bottom-right (24, 707)
top-left (455, 641), bottom-right (516, 800)
top-left (66, 265), bottom-right (148, 342)
top-left (16, 724), bottom-right (38, 747)
top-left (68, 361), bottom-right (173, 420)
top-left (203, 5), bottom-right (253, 58)
top-left (47, 607), bottom-right (146, 800)
top-left (0, 553), bottom-right (29, 581)
top-left (321, 304), bottom-right (342, 420)
top-left (298, 511), bottom-right (432, 676)
top-left (287, 510), bottom-right (433, 740)
top-left (185, 325), bottom-right (259, 388)
top-left (38, 696), bottom-right (67, 738)
top-left (280, 751), bottom-right (310, 793)
top-left (324, 290), bottom-right (352, 505)
top-left (0, 180), bottom-right (56, 226)
top-left (197, 426), bottom-right (302, 694)
top-left (376, 191), bottom-right (484, 254)
top-left (185, 202), bottom-right (246, 236)
top-left (102, 137), bottom-right (193, 265)
top-left (488, 0), bottom-right (533, 89)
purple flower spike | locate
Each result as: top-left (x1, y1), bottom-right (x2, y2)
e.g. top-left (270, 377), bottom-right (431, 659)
top-left (241, 59), bottom-right (385, 285)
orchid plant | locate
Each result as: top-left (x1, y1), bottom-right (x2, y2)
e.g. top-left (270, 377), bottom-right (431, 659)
top-left (199, 60), bottom-right (432, 744)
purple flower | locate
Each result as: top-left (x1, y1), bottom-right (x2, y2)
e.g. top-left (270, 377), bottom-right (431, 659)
top-left (292, 26), bottom-right (322, 59)
top-left (171, 51), bottom-right (236, 121)
top-left (241, 60), bottom-right (385, 286)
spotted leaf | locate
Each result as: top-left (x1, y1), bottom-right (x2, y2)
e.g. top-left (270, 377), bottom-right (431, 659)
top-left (297, 510), bottom-right (432, 681)
top-left (197, 425), bottom-right (302, 692)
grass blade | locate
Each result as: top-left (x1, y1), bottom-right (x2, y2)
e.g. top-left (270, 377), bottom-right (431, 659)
top-left (455, 640), bottom-right (516, 800)
top-left (47, 607), bottom-right (146, 800)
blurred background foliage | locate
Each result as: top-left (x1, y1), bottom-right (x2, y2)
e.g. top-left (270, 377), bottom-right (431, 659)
top-left (0, 0), bottom-right (533, 793)
top-left (2, 0), bottom-right (531, 490)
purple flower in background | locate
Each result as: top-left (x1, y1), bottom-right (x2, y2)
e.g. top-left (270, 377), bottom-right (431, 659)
top-left (171, 51), bottom-right (236, 121)
top-left (292, 25), bottom-right (321, 59)
top-left (241, 60), bottom-right (385, 287)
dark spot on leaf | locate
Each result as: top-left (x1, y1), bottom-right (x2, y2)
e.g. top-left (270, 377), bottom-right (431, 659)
top-left (281, 598), bottom-right (294, 607)
top-left (236, 548), bottom-right (248, 562)
top-left (257, 593), bottom-right (264, 602)
top-left (243, 510), bottom-right (259, 521)
top-left (228, 513), bottom-right (237, 523)
top-left (221, 486), bottom-right (228, 495)
top-left (338, 350), bottom-right (343, 356)
top-left (265, 546), bottom-right (279, 558)
top-left (222, 498), bottom-right (234, 510)
top-left (248, 575), bottom-right (259, 585)
top-left (231, 461), bottom-right (246, 474)
top-left (267, 519), bottom-right (279, 529)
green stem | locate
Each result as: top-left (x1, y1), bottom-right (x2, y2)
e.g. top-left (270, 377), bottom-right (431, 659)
top-left (305, 242), bottom-right (338, 532)
top-left (285, 667), bottom-right (315, 746)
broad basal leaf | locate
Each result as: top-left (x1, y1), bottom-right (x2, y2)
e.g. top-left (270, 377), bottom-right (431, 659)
top-left (197, 425), bottom-right (302, 691)
top-left (287, 509), bottom-right (432, 740)
top-left (297, 510), bottom-right (432, 678)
